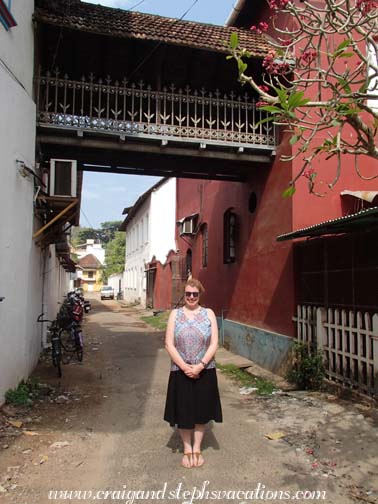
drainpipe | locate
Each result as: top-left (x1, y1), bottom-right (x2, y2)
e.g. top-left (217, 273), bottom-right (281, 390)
top-left (220, 308), bottom-right (229, 346)
top-left (225, 0), bottom-right (246, 26)
top-left (40, 247), bottom-right (48, 349)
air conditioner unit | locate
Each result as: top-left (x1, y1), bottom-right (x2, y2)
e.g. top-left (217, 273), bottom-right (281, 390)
top-left (49, 159), bottom-right (77, 197)
top-left (181, 219), bottom-right (194, 235)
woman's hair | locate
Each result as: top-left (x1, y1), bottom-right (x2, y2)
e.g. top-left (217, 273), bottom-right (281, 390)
top-left (185, 278), bottom-right (205, 294)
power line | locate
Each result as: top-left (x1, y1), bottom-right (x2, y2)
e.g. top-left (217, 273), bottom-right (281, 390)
top-left (128, 0), bottom-right (147, 10)
top-left (80, 207), bottom-right (96, 229)
top-left (129, 0), bottom-right (200, 80)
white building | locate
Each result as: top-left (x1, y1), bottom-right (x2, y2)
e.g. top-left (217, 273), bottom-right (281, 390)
top-left (120, 178), bottom-right (176, 307)
top-left (74, 239), bottom-right (105, 264)
top-left (0, 2), bottom-right (74, 403)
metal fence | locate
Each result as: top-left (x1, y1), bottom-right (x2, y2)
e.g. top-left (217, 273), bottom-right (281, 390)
top-left (293, 305), bottom-right (378, 396)
top-left (35, 70), bottom-right (276, 149)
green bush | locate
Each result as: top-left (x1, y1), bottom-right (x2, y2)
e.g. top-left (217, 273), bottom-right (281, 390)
top-left (286, 341), bottom-right (325, 390)
top-left (5, 378), bottom-right (43, 406)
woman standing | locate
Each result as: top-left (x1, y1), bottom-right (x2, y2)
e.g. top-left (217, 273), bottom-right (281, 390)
top-left (164, 278), bottom-right (222, 468)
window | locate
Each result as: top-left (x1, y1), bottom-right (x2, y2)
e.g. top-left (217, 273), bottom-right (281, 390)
top-left (88, 271), bottom-right (94, 279)
top-left (202, 224), bottom-right (208, 268)
top-left (0, 0), bottom-right (17, 31)
top-left (224, 209), bottom-right (237, 264)
top-left (186, 249), bottom-right (192, 278)
top-left (249, 192), bottom-right (258, 214)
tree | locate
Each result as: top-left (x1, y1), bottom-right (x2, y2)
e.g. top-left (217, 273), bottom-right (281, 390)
top-left (70, 226), bottom-right (98, 247)
top-left (102, 231), bottom-right (126, 282)
top-left (71, 221), bottom-right (122, 247)
top-left (229, 0), bottom-right (378, 195)
top-left (98, 221), bottom-right (123, 243)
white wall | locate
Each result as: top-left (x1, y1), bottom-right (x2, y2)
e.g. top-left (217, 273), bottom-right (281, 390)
top-left (0, 2), bottom-right (69, 403)
top-left (124, 198), bottom-right (151, 306)
top-left (76, 240), bottom-right (105, 264)
top-left (0, 2), bottom-right (34, 96)
top-left (108, 273), bottom-right (123, 294)
top-left (150, 178), bottom-right (176, 262)
top-left (123, 178), bottom-right (176, 307)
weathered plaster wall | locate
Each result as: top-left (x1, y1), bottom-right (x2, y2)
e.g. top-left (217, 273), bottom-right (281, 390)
top-left (0, 3), bottom-right (70, 403)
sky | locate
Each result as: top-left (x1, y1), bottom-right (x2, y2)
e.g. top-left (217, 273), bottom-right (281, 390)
top-left (80, 0), bottom-right (237, 228)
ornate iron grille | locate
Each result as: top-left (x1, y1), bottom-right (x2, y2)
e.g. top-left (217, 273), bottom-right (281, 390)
top-left (36, 70), bottom-right (276, 149)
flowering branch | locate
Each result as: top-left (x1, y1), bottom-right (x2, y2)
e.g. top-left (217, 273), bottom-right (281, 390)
top-left (229, 0), bottom-right (378, 196)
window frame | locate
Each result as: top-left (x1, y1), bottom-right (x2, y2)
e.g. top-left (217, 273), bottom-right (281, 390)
top-left (223, 209), bottom-right (237, 264)
top-left (201, 223), bottom-right (208, 268)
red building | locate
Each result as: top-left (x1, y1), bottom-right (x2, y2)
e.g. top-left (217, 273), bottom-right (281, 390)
top-left (149, 1), bottom-right (378, 391)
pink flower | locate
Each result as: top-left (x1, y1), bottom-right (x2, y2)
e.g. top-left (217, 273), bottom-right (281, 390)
top-left (250, 22), bottom-right (269, 34)
top-left (303, 168), bottom-right (316, 179)
top-left (269, 0), bottom-right (290, 9)
top-left (259, 85), bottom-right (270, 93)
top-left (357, 0), bottom-right (377, 14)
top-left (300, 49), bottom-right (317, 65)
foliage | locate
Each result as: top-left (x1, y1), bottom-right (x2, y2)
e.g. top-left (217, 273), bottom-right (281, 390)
top-left (99, 221), bottom-right (123, 243)
top-left (141, 311), bottom-right (170, 330)
top-left (71, 221), bottom-right (123, 248)
top-left (5, 378), bottom-right (45, 406)
top-left (229, 0), bottom-right (378, 195)
top-left (217, 363), bottom-right (276, 395)
top-left (286, 342), bottom-right (325, 390)
top-left (102, 231), bottom-right (126, 281)
top-left (70, 227), bottom-right (98, 247)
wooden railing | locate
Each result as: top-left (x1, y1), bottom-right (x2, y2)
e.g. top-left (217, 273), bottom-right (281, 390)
top-left (293, 305), bottom-right (378, 396)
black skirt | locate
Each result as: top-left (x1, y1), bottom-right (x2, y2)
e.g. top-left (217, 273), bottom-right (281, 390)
top-left (164, 368), bottom-right (223, 429)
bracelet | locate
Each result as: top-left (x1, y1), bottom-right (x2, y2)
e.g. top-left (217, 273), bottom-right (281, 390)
top-left (200, 360), bottom-right (207, 368)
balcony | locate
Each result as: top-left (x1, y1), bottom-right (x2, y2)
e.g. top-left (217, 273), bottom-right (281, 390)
top-left (36, 70), bottom-right (276, 152)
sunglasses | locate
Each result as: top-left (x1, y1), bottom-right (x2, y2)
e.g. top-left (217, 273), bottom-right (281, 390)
top-left (185, 291), bottom-right (199, 298)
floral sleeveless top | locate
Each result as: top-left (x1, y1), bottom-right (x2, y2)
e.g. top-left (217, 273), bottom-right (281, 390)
top-left (171, 307), bottom-right (216, 371)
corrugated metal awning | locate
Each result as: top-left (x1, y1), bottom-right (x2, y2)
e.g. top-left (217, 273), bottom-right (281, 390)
top-left (276, 206), bottom-right (378, 242)
top-left (176, 213), bottom-right (199, 224)
top-left (340, 190), bottom-right (378, 203)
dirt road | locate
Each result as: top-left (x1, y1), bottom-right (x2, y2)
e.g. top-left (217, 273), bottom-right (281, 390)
top-left (0, 298), bottom-right (377, 504)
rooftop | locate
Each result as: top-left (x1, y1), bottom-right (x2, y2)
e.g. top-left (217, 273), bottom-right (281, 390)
top-left (34, 0), bottom-right (271, 57)
top-left (77, 253), bottom-right (103, 269)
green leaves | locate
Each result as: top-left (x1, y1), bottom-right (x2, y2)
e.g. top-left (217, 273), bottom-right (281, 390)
top-left (237, 59), bottom-right (248, 74)
top-left (282, 185), bottom-right (296, 198)
top-left (332, 39), bottom-right (353, 58)
top-left (229, 32), bottom-right (239, 50)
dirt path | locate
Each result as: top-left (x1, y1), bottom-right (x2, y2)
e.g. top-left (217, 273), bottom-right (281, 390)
top-left (0, 298), bottom-right (377, 504)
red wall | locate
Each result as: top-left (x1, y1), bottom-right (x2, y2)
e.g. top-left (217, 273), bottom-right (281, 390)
top-left (152, 257), bottom-right (173, 310)
top-left (175, 131), bottom-right (295, 336)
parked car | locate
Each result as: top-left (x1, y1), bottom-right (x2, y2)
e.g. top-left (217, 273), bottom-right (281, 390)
top-left (100, 285), bottom-right (114, 300)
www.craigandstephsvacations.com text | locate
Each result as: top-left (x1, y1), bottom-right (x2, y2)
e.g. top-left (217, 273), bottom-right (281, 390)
top-left (48, 481), bottom-right (327, 502)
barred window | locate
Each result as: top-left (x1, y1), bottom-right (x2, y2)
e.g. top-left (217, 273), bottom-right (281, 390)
top-left (224, 209), bottom-right (237, 264)
top-left (202, 224), bottom-right (208, 268)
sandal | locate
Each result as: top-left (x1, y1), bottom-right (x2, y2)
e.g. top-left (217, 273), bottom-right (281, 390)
top-left (181, 452), bottom-right (193, 469)
top-left (193, 452), bottom-right (204, 467)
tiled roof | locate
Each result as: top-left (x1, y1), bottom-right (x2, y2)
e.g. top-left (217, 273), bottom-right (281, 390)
top-left (34, 0), bottom-right (271, 57)
top-left (77, 253), bottom-right (102, 269)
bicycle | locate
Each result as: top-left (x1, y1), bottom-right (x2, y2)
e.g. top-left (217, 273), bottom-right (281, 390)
top-left (37, 314), bottom-right (62, 378)
top-left (59, 320), bottom-right (83, 363)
